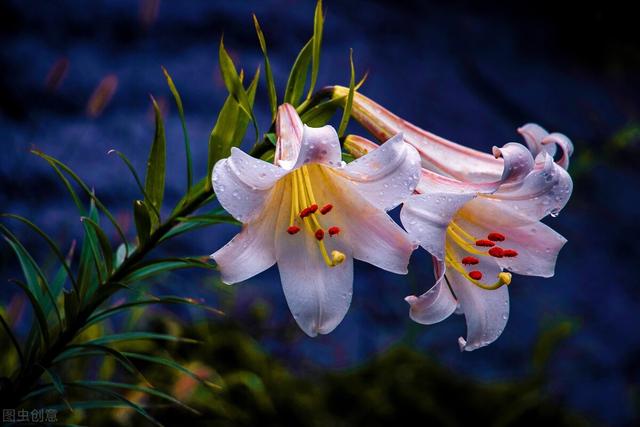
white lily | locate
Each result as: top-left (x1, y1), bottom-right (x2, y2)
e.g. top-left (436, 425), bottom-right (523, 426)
top-left (211, 104), bottom-right (421, 337)
top-left (343, 98), bottom-right (573, 351)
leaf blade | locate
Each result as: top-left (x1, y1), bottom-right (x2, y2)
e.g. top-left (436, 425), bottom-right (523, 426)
top-left (144, 95), bottom-right (167, 214)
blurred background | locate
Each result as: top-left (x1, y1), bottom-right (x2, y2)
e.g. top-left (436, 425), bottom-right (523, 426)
top-left (1, 0), bottom-right (639, 425)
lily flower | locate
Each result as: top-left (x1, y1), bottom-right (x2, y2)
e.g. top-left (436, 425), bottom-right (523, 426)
top-left (343, 112), bottom-right (573, 351)
top-left (211, 104), bottom-right (421, 337)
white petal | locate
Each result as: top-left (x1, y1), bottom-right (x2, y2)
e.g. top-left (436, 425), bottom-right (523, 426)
top-left (211, 185), bottom-right (283, 284)
top-left (517, 123), bottom-right (554, 158)
top-left (405, 258), bottom-right (457, 324)
top-left (339, 133), bottom-right (421, 211)
top-left (491, 142), bottom-right (535, 185)
top-left (446, 257), bottom-right (509, 352)
top-left (275, 103), bottom-right (303, 169)
top-left (401, 191), bottom-right (475, 261)
top-left (212, 147), bottom-right (287, 222)
top-left (292, 125), bottom-right (343, 169)
top-left (274, 179), bottom-right (353, 337)
top-left (542, 132), bottom-right (574, 170)
top-left (456, 215), bottom-right (567, 278)
top-left (321, 168), bottom-right (415, 274)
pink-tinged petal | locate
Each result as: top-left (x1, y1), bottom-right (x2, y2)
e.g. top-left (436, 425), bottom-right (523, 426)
top-left (323, 168), bottom-right (415, 274)
top-left (445, 253), bottom-right (509, 352)
top-left (456, 215), bottom-right (567, 277)
top-left (275, 103), bottom-right (303, 169)
top-left (211, 185), bottom-right (283, 284)
top-left (474, 153), bottom-right (573, 225)
top-left (401, 191), bottom-right (475, 261)
top-left (517, 123), bottom-right (554, 158)
top-left (339, 133), bottom-right (421, 211)
top-left (274, 180), bottom-right (353, 337)
top-left (491, 142), bottom-right (535, 185)
top-left (542, 132), bottom-right (574, 170)
top-left (212, 147), bottom-right (287, 222)
top-left (292, 125), bottom-right (343, 169)
top-left (342, 89), bottom-right (504, 181)
top-left (405, 257), bottom-right (457, 324)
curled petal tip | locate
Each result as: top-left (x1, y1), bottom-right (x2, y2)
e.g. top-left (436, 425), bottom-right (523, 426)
top-left (404, 295), bottom-right (418, 305)
top-left (492, 146), bottom-right (502, 159)
top-left (458, 336), bottom-right (467, 352)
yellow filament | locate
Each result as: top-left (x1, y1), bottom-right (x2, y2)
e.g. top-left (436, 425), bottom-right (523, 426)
top-left (445, 244), bottom-right (510, 291)
top-left (447, 226), bottom-right (485, 256)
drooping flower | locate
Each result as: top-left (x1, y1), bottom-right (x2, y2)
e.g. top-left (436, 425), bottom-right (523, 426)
top-left (211, 104), bottom-right (421, 337)
top-left (342, 93), bottom-right (573, 351)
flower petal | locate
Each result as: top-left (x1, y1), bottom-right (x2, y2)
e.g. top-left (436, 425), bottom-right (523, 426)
top-left (446, 254), bottom-right (509, 352)
top-left (275, 103), bottom-right (303, 169)
top-left (274, 176), bottom-right (353, 337)
top-left (455, 214), bottom-right (567, 277)
top-left (491, 142), bottom-right (535, 185)
top-left (517, 123), bottom-right (554, 158)
top-left (292, 124), bottom-right (343, 169)
top-left (542, 132), bottom-right (574, 170)
top-left (211, 184), bottom-right (283, 284)
top-left (401, 191), bottom-right (475, 261)
top-left (339, 133), bottom-right (421, 211)
top-left (212, 147), bottom-right (287, 222)
top-left (322, 167), bottom-right (415, 274)
top-left (405, 257), bottom-right (457, 324)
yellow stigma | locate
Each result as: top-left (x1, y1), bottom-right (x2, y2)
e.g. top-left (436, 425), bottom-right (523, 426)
top-left (331, 250), bottom-right (346, 265)
top-left (497, 272), bottom-right (512, 286)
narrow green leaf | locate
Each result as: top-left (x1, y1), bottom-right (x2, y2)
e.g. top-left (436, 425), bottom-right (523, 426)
top-left (306, 0), bottom-right (324, 100)
top-left (1, 214), bottom-right (79, 296)
top-left (84, 332), bottom-right (199, 346)
top-left (253, 14), bottom-right (277, 120)
top-left (337, 49), bottom-right (356, 138)
top-left (107, 150), bottom-right (161, 220)
top-left (0, 312), bottom-right (24, 369)
top-left (265, 132), bottom-right (276, 146)
top-left (121, 258), bottom-right (215, 283)
top-left (300, 95), bottom-right (344, 127)
top-left (161, 66), bottom-right (193, 194)
top-left (40, 366), bottom-right (73, 411)
top-left (81, 216), bottom-right (113, 275)
top-left (63, 290), bottom-right (80, 325)
top-left (11, 279), bottom-right (50, 348)
top-left (78, 200), bottom-right (102, 301)
top-left (54, 344), bottom-right (147, 383)
top-left (121, 352), bottom-right (222, 389)
top-left (144, 95), bottom-right (166, 214)
top-left (161, 212), bottom-right (236, 242)
top-left (218, 38), bottom-right (259, 141)
top-left (133, 200), bottom-right (151, 246)
top-left (284, 38), bottom-right (313, 106)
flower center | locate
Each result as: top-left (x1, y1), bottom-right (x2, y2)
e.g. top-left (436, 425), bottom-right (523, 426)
top-left (286, 165), bottom-right (345, 267)
top-left (444, 221), bottom-right (518, 290)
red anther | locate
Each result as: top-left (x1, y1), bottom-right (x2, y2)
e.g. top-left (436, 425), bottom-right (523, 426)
top-left (475, 239), bottom-right (495, 247)
top-left (488, 247), bottom-right (504, 258)
top-left (487, 232), bottom-right (506, 242)
top-left (328, 226), bottom-right (340, 236)
top-left (287, 226), bottom-right (301, 235)
top-left (315, 229), bottom-right (325, 240)
top-left (469, 271), bottom-right (483, 280)
top-left (299, 207), bottom-right (310, 218)
top-left (320, 204), bottom-right (333, 215)
top-left (502, 249), bottom-right (518, 257)
top-left (461, 256), bottom-right (479, 265)
top-left (308, 204), bottom-right (318, 214)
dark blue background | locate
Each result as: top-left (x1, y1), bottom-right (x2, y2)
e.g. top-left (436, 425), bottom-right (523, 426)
top-left (1, 1), bottom-right (638, 425)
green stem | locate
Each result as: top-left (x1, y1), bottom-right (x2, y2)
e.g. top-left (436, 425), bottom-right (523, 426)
top-left (0, 187), bottom-right (213, 408)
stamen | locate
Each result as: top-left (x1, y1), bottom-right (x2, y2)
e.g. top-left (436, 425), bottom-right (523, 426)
top-left (461, 256), bottom-right (479, 265)
top-left (469, 271), bottom-right (483, 280)
top-left (320, 204), bottom-right (333, 215)
top-left (488, 247), bottom-right (504, 258)
top-left (308, 204), bottom-right (318, 214)
top-left (328, 226), bottom-right (340, 236)
top-left (315, 229), bottom-right (325, 240)
top-left (331, 250), bottom-right (346, 265)
top-left (287, 226), bottom-right (301, 235)
top-left (475, 239), bottom-right (495, 247)
top-left (487, 232), bottom-right (506, 242)
top-left (502, 249), bottom-right (518, 257)
top-left (498, 272), bottom-right (512, 285)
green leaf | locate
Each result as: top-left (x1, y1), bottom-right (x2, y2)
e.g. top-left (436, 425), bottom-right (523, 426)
top-left (122, 352), bottom-right (222, 389)
top-left (77, 200), bottom-right (102, 301)
top-left (253, 14), bottom-right (277, 121)
top-left (284, 38), bottom-right (313, 106)
top-left (11, 279), bottom-right (50, 348)
top-left (40, 366), bottom-right (73, 411)
top-left (84, 332), bottom-right (199, 346)
top-left (162, 66), bottom-right (193, 194)
top-left (144, 95), bottom-right (166, 214)
top-left (306, 0), bottom-right (324, 100)
top-left (260, 149), bottom-right (275, 163)
top-left (133, 200), bottom-right (151, 246)
top-left (80, 216), bottom-right (113, 276)
top-left (207, 68), bottom-right (260, 184)
top-left (54, 344), bottom-right (147, 383)
top-left (162, 208), bottom-right (237, 242)
top-left (218, 38), bottom-right (259, 141)
top-left (63, 290), bottom-right (80, 325)
top-left (265, 132), bottom-right (277, 146)
top-left (337, 49), bottom-right (356, 137)
top-left (108, 150), bottom-right (161, 220)
top-left (121, 258), bottom-right (215, 283)
top-left (0, 312), bottom-right (24, 369)
top-left (300, 95), bottom-right (344, 127)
